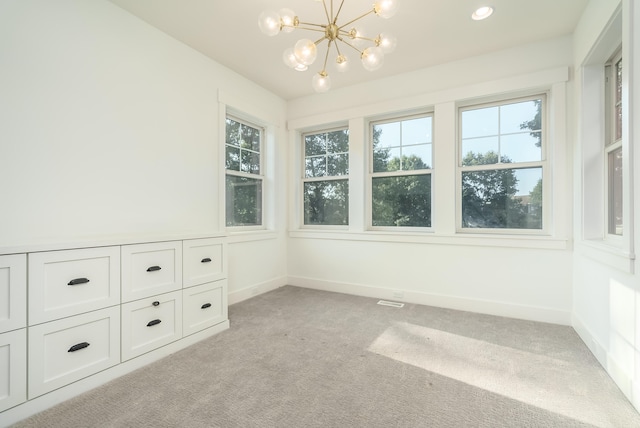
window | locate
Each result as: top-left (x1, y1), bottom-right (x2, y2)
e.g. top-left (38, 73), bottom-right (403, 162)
top-left (225, 116), bottom-right (263, 227)
top-left (370, 114), bottom-right (433, 228)
top-left (459, 96), bottom-right (545, 231)
top-left (303, 128), bottom-right (349, 226)
top-left (605, 52), bottom-right (623, 236)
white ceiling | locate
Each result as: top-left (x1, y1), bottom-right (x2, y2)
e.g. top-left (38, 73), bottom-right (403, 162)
top-left (108, 0), bottom-right (589, 100)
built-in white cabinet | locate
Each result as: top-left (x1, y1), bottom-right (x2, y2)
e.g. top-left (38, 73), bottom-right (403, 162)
top-left (28, 247), bottom-right (120, 325)
top-left (183, 237), bottom-right (226, 287)
top-left (121, 290), bottom-right (183, 361)
top-left (0, 254), bottom-right (27, 413)
top-left (0, 235), bottom-right (228, 423)
top-left (0, 328), bottom-right (27, 413)
top-left (28, 306), bottom-right (120, 399)
top-left (183, 280), bottom-right (227, 337)
top-left (121, 241), bottom-right (182, 303)
top-left (0, 254), bottom-right (27, 333)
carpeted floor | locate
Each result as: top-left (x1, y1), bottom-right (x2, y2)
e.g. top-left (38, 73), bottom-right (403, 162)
top-left (13, 286), bottom-right (640, 427)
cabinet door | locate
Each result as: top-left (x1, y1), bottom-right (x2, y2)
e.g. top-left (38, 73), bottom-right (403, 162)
top-left (0, 254), bottom-right (26, 334)
top-left (0, 329), bottom-right (27, 412)
top-left (28, 307), bottom-right (120, 399)
top-left (28, 247), bottom-right (120, 325)
top-left (121, 241), bottom-right (182, 302)
top-left (121, 290), bottom-right (182, 361)
top-left (183, 280), bottom-right (227, 337)
top-left (183, 238), bottom-right (226, 288)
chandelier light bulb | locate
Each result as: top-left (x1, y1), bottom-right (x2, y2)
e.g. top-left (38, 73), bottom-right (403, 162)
top-left (283, 48), bottom-right (307, 71)
top-left (336, 55), bottom-right (350, 72)
top-left (373, 0), bottom-right (399, 19)
top-left (312, 72), bottom-right (331, 93)
top-left (361, 46), bottom-right (384, 71)
top-left (293, 39), bottom-right (318, 66)
top-left (376, 32), bottom-right (397, 53)
top-left (258, 11), bottom-right (281, 36)
top-left (348, 27), bottom-right (368, 49)
top-left (279, 8), bottom-right (297, 32)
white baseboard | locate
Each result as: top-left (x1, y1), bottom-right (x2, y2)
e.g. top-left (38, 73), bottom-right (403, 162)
top-left (572, 314), bottom-right (639, 412)
top-left (228, 276), bottom-right (287, 305)
top-left (287, 276), bottom-right (572, 325)
top-left (1, 321), bottom-right (229, 428)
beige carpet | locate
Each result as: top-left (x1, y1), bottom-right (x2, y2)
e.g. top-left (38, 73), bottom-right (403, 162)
top-left (14, 286), bottom-right (640, 427)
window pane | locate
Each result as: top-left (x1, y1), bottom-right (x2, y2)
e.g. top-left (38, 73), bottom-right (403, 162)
top-left (402, 117), bottom-right (431, 145)
top-left (327, 129), bottom-right (349, 153)
top-left (241, 150), bottom-right (260, 174)
top-left (305, 156), bottom-right (326, 178)
top-left (372, 174), bottom-right (431, 227)
top-left (501, 132), bottom-right (542, 163)
top-left (402, 144), bottom-right (431, 170)
top-left (374, 122), bottom-right (400, 148)
top-left (225, 119), bottom-right (241, 147)
top-left (305, 134), bottom-right (326, 156)
top-left (462, 167), bottom-right (542, 229)
top-left (226, 175), bottom-right (262, 227)
top-left (461, 137), bottom-right (499, 165)
top-left (374, 147), bottom-right (402, 172)
top-left (241, 124), bottom-right (261, 151)
top-left (304, 180), bottom-right (349, 225)
top-left (500, 100), bottom-right (542, 134)
top-left (327, 153), bottom-right (349, 176)
top-left (608, 147), bottom-right (623, 235)
top-left (461, 106), bottom-right (498, 138)
top-left (225, 146), bottom-right (240, 171)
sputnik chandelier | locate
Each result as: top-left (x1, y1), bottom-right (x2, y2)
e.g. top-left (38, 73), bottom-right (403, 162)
top-left (258, 0), bottom-right (399, 93)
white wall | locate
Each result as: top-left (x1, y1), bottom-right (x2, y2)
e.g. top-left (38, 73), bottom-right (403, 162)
top-left (572, 0), bottom-right (640, 409)
top-left (286, 36), bottom-right (575, 325)
top-left (0, 0), bottom-right (288, 298)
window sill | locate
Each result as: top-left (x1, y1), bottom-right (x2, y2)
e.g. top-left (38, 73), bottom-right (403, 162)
top-left (577, 239), bottom-right (635, 273)
top-left (289, 229), bottom-right (568, 250)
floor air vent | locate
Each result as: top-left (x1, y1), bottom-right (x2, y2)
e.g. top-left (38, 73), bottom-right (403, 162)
top-left (377, 300), bottom-right (404, 308)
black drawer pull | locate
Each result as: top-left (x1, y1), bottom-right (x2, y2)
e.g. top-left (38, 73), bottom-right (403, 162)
top-left (201, 258), bottom-right (212, 263)
top-left (152, 301), bottom-right (160, 307)
top-left (147, 266), bottom-right (161, 272)
top-left (67, 278), bottom-right (90, 286)
top-left (68, 342), bottom-right (90, 352)
top-left (147, 319), bottom-right (162, 327)
top-left (201, 303), bottom-right (212, 309)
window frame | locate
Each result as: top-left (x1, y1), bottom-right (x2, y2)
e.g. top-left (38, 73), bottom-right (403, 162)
top-left (368, 112), bottom-right (434, 231)
top-left (604, 49), bottom-right (623, 239)
top-left (224, 114), bottom-right (265, 230)
top-left (301, 126), bottom-right (350, 229)
top-left (456, 93), bottom-right (549, 235)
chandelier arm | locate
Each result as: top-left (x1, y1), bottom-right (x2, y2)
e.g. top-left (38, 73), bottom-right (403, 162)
top-left (334, 40), bottom-right (343, 57)
top-left (337, 29), bottom-right (376, 43)
top-left (314, 36), bottom-right (328, 46)
top-left (337, 9), bottom-right (375, 30)
top-left (321, 0), bottom-right (331, 24)
top-left (296, 25), bottom-right (328, 33)
top-left (297, 21), bottom-right (327, 28)
top-left (337, 36), bottom-right (363, 54)
top-left (333, 0), bottom-right (346, 24)
top-left (322, 40), bottom-right (333, 72)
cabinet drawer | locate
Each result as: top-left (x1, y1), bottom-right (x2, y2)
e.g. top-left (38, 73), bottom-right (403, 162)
top-left (183, 238), bottom-right (226, 288)
top-left (28, 307), bottom-right (120, 399)
top-left (0, 254), bottom-right (27, 333)
top-left (28, 247), bottom-right (120, 325)
top-left (0, 328), bottom-right (27, 412)
top-left (121, 290), bottom-right (182, 361)
top-left (183, 280), bottom-right (227, 337)
top-left (121, 241), bottom-right (182, 302)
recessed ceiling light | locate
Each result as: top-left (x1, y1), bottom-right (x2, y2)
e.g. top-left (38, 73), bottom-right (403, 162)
top-left (472, 6), bottom-right (494, 21)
